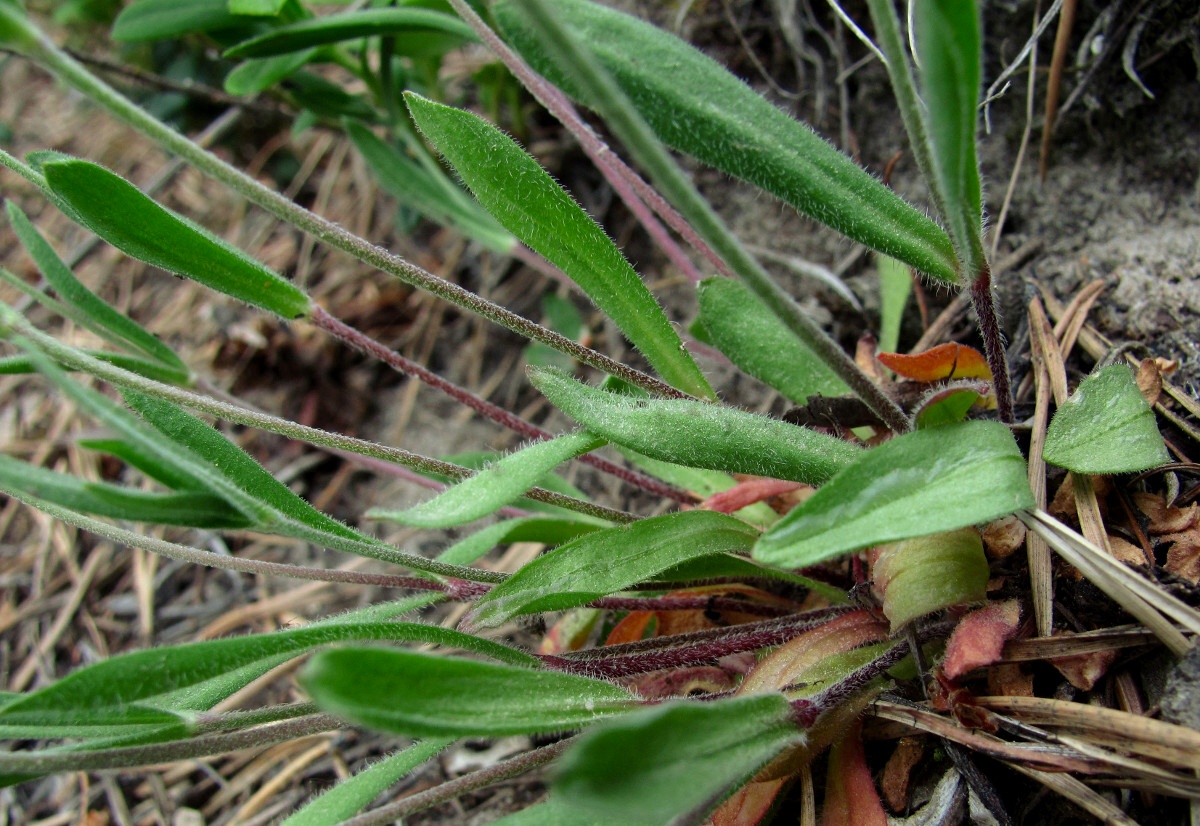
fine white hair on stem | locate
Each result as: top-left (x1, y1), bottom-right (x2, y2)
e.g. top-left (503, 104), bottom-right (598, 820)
top-left (825, 0), bottom-right (887, 67)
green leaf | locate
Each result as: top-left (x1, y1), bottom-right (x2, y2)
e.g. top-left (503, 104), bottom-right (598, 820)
top-left (0, 350), bottom-right (187, 385)
top-left (302, 649), bottom-right (637, 737)
top-left (367, 431), bottom-right (605, 528)
top-left (0, 454), bottom-right (251, 529)
top-left (436, 517), bottom-right (602, 566)
top-left (697, 277), bottom-right (848, 403)
top-left (493, 0), bottom-right (959, 284)
top-left (77, 438), bottom-right (207, 491)
top-left (911, 0), bottom-right (984, 271)
top-left (550, 694), bottom-right (803, 826)
top-left (873, 528), bottom-right (989, 630)
top-left (405, 93), bottom-right (713, 399)
top-left (529, 367), bottom-right (861, 484)
top-left (876, 253), bottom-right (911, 354)
top-left (42, 159), bottom-right (311, 319)
top-left (1043, 364), bottom-right (1168, 474)
top-left (224, 8), bottom-right (476, 59)
top-left (653, 554), bottom-right (846, 602)
top-left (281, 739), bottom-right (453, 826)
top-left (469, 511), bottom-right (760, 628)
top-left (755, 420), bottom-right (1034, 567)
top-left (112, 0), bottom-right (243, 41)
top-left (344, 119), bottom-right (514, 253)
top-left (225, 49), bottom-right (315, 96)
top-left (228, 0), bottom-right (287, 16)
top-left (0, 619), bottom-right (532, 732)
top-left (5, 202), bottom-right (188, 375)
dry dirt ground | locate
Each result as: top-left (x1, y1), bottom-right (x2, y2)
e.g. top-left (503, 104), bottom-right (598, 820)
top-left (1, 1), bottom-right (1199, 824)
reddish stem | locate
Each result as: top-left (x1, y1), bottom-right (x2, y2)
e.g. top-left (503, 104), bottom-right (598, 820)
top-left (969, 267), bottom-right (1015, 423)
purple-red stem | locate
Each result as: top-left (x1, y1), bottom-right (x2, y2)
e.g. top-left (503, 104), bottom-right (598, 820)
top-left (969, 267), bottom-right (1015, 423)
top-left (541, 607), bottom-right (854, 679)
top-left (446, 0), bottom-right (729, 284)
top-left (791, 638), bottom-right (912, 727)
top-left (310, 305), bottom-right (698, 505)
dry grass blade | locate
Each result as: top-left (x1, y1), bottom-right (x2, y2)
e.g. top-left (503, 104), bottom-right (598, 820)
top-left (976, 695), bottom-right (1200, 771)
top-left (1019, 508), bottom-right (1197, 655)
top-left (999, 625), bottom-right (1157, 661)
top-left (1005, 762), bottom-right (1139, 826)
top-left (1025, 297), bottom-right (1057, 637)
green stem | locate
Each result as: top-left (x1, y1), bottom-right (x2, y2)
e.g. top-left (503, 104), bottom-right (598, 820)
top-left (506, 0), bottom-right (910, 434)
top-left (15, 23), bottom-right (686, 402)
top-left (0, 714), bottom-right (341, 774)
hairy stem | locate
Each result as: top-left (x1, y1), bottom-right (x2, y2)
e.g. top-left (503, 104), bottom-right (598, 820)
top-left (969, 267), bottom-right (1015, 422)
top-left (16, 25), bottom-right (689, 401)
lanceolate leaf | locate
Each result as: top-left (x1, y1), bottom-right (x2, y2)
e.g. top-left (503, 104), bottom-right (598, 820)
top-left (436, 518), bottom-right (603, 566)
top-left (0, 455), bottom-right (251, 529)
top-left (1043, 364), bottom-right (1168, 474)
top-left (302, 649), bottom-right (637, 737)
top-left (529, 367), bottom-right (861, 484)
top-left (469, 510), bottom-right (761, 628)
top-left (911, 0), bottom-right (984, 271)
top-left (494, 0), bottom-right (959, 284)
top-left (224, 8), bottom-right (476, 60)
top-left (0, 620), bottom-right (533, 732)
top-left (877, 253), bottom-right (911, 354)
top-left (224, 50), bottom-right (316, 97)
top-left (281, 739), bottom-right (454, 826)
top-left (42, 159), bottom-right (311, 319)
top-left (111, 0), bottom-right (244, 42)
top-left (345, 120), bottom-right (514, 253)
top-left (405, 94), bottom-right (713, 399)
top-left (755, 421), bottom-right (1034, 568)
top-left (697, 277), bottom-right (848, 403)
top-left (367, 431), bottom-right (606, 528)
top-left (5, 202), bottom-right (187, 376)
top-left (550, 694), bottom-right (803, 826)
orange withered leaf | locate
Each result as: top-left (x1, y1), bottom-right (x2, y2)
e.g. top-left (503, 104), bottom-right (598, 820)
top-left (878, 342), bottom-right (992, 382)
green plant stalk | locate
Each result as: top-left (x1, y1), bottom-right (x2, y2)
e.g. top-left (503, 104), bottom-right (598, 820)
top-left (505, 0), bottom-right (910, 434)
top-left (0, 713), bottom-right (340, 775)
top-left (7, 18), bottom-right (687, 402)
top-left (0, 306), bottom-right (636, 525)
top-left (863, 0), bottom-right (1013, 422)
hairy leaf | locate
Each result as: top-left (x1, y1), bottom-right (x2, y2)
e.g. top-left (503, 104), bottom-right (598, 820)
top-left (1043, 364), bottom-right (1168, 473)
top-left (42, 159), bottom-right (311, 319)
top-left (697, 277), bottom-right (848, 403)
top-left (437, 517), bottom-right (602, 566)
top-left (281, 739), bottom-right (453, 826)
top-left (406, 94), bottom-right (713, 399)
top-left (550, 694), bottom-right (803, 825)
top-left (530, 367), bottom-right (861, 484)
top-left (494, 0), bottom-right (958, 283)
top-left (755, 421), bottom-right (1034, 567)
top-left (367, 431), bottom-right (605, 527)
top-left (469, 510), bottom-right (761, 628)
top-left (303, 649), bottom-right (636, 736)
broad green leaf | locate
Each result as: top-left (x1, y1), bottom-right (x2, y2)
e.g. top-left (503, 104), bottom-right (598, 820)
top-left (469, 511), bottom-right (760, 628)
top-left (1043, 364), bottom-right (1168, 474)
top-left (550, 694), bottom-right (803, 825)
top-left (112, 0), bottom-right (243, 41)
top-left (0, 455), bottom-right (251, 528)
top-left (344, 119), bottom-right (514, 253)
top-left (492, 797), bottom-right (611, 826)
top-left (367, 431), bottom-right (605, 527)
top-left (405, 94), bottom-right (713, 399)
top-left (281, 739), bottom-right (453, 826)
top-left (755, 421), bottom-right (1034, 567)
top-left (224, 8), bottom-right (476, 59)
top-left (530, 367), bottom-right (861, 484)
top-left (912, 0), bottom-right (984, 271)
top-left (653, 554), bottom-right (846, 602)
top-left (42, 159), bottom-right (311, 319)
top-left (494, 0), bottom-right (959, 284)
top-left (5, 202), bottom-right (187, 375)
top-left (877, 253), bottom-right (911, 354)
top-left (225, 49), bottom-right (315, 96)
top-left (436, 517), bottom-right (602, 566)
top-left (697, 277), bottom-right (848, 403)
top-left (302, 649), bottom-right (637, 737)
top-left (0, 619), bottom-right (532, 731)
